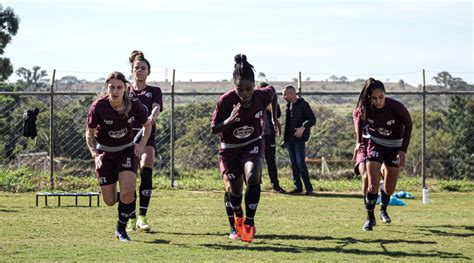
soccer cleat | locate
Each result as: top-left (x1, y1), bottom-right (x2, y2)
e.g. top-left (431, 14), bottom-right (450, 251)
top-left (241, 223), bottom-right (255, 243)
top-left (136, 215), bottom-right (151, 232)
top-left (234, 215), bottom-right (244, 237)
top-left (126, 218), bottom-right (137, 232)
top-left (229, 229), bottom-right (239, 240)
top-left (362, 219), bottom-right (376, 231)
top-left (115, 229), bottom-right (131, 242)
top-left (380, 210), bottom-right (391, 224)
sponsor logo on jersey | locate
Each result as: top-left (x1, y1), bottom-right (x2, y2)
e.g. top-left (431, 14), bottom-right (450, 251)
top-left (146, 92), bottom-right (152, 98)
top-left (226, 173), bottom-right (235, 180)
top-left (104, 119), bottom-right (113, 125)
top-left (127, 116), bottom-right (135, 123)
top-left (122, 157), bottom-right (132, 168)
top-left (233, 126), bottom-right (254, 139)
top-left (108, 128), bottom-right (128, 138)
top-left (392, 159), bottom-right (400, 165)
top-left (235, 117), bottom-right (241, 122)
top-left (387, 120), bottom-right (395, 125)
top-left (254, 110), bottom-right (263, 118)
top-left (377, 128), bottom-right (392, 136)
top-left (249, 146), bottom-right (259, 154)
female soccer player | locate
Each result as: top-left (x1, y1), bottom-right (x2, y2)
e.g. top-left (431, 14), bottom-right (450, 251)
top-left (86, 71), bottom-right (151, 241)
top-left (126, 51), bottom-right (163, 232)
top-left (211, 54), bottom-right (279, 242)
top-left (353, 78), bottom-right (412, 231)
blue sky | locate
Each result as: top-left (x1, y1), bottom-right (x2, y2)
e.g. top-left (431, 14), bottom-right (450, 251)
top-left (2, 0), bottom-right (473, 85)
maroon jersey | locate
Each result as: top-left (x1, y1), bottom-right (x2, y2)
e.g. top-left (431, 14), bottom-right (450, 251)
top-left (130, 85), bottom-right (163, 129)
top-left (211, 86), bottom-right (275, 150)
top-left (87, 96), bottom-right (148, 147)
top-left (353, 97), bottom-right (412, 152)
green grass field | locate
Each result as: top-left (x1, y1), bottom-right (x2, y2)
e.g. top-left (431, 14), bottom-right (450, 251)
top-left (1, 190), bottom-right (473, 261)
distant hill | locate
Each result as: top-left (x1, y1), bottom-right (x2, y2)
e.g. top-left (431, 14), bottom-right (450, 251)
top-left (64, 80), bottom-right (420, 93)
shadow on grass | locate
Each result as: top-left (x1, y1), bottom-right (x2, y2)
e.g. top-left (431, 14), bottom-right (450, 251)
top-left (282, 192), bottom-right (361, 199)
top-left (416, 225), bottom-right (474, 238)
top-left (135, 239), bottom-right (171, 244)
top-left (201, 243), bottom-right (469, 259)
top-left (0, 209), bottom-right (17, 212)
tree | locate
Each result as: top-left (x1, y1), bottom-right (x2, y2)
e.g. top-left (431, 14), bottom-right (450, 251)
top-left (0, 4), bottom-right (20, 81)
top-left (305, 77), bottom-right (311, 81)
top-left (329, 75), bottom-right (338, 82)
top-left (398, 79), bottom-right (405, 89)
top-left (15, 66), bottom-right (48, 90)
top-left (339, 76), bottom-right (348, 83)
top-left (432, 71), bottom-right (453, 89)
top-left (257, 72), bottom-right (267, 81)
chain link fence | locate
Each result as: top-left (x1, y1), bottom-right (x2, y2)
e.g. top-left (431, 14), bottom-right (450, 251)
top-left (1, 70), bottom-right (472, 189)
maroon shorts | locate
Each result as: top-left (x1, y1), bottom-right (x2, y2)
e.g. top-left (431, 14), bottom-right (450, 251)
top-left (366, 139), bottom-right (401, 167)
top-left (96, 147), bottom-right (139, 186)
top-left (133, 125), bottom-right (156, 151)
top-left (354, 145), bottom-right (367, 176)
top-left (219, 139), bottom-right (264, 181)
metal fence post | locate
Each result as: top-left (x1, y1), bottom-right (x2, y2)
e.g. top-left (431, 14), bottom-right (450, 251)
top-left (298, 71), bottom-right (302, 96)
top-left (422, 69), bottom-right (426, 188)
top-left (170, 69), bottom-right (176, 187)
top-left (49, 69), bottom-right (56, 189)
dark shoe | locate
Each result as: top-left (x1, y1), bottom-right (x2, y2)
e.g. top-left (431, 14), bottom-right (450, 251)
top-left (305, 191), bottom-right (315, 196)
top-left (380, 210), bottom-right (391, 224)
top-left (289, 189), bottom-right (303, 194)
top-left (362, 219), bottom-right (376, 231)
top-left (273, 185), bottom-right (287, 193)
top-left (115, 229), bottom-right (131, 242)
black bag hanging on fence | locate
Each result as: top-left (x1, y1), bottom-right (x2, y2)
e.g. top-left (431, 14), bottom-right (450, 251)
top-left (22, 108), bottom-right (40, 139)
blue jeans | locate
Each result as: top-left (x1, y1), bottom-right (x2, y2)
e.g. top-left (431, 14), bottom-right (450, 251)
top-left (287, 141), bottom-right (313, 192)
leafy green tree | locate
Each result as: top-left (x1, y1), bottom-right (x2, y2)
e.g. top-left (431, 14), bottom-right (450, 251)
top-left (0, 4), bottom-right (20, 81)
top-left (15, 66), bottom-right (48, 90)
top-left (446, 96), bottom-right (473, 178)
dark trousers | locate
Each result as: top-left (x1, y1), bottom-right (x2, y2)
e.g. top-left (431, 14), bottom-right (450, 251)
top-left (263, 134), bottom-right (279, 187)
top-left (287, 140), bottom-right (313, 192)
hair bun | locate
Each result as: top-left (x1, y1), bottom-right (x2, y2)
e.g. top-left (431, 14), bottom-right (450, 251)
top-left (129, 50), bottom-right (145, 63)
top-left (234, 54), bottom-right (247, 64)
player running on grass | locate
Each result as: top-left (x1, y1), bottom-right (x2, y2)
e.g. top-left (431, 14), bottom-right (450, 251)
top-left (353, 78), bottom-right (412, 231)
top-left (211, 54), bottom-right (280, 242)
top-left (86, 71), bottom-right (151, 241)
top-left (126, 51), bottom-right (163, 232)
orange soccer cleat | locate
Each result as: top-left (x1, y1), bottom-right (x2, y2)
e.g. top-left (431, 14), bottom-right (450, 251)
top-left (241, 223), bottom-right (255, 243)
top-left (234, 215), bottom-right (244, 237)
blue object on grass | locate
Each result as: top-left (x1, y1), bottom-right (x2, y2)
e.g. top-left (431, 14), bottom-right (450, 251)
top-left (389, 196), bottom-right (406, 206)
top-left (393, 191), bottom-right (415, 199)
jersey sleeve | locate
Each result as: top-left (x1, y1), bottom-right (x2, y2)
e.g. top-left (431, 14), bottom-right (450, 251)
top-left (153, 87), bottom-right (163, 112)
top-left (352, 107), bottom-right (364, 144)
top-left (133, 98), bottom-right (148, 125)
top-left (87, 101), bottom-right (99, 128)
top-left (211, 96), bottom-right (229, 127)
top-left (397, 103), bottom-right (412, 153)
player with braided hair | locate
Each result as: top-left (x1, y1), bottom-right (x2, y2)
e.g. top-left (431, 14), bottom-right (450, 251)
top-left (211, 54), bottom-right (280, 242)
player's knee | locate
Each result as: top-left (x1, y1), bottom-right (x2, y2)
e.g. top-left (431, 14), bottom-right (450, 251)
top-left (119, 191), bottom-right (135, 204)
top-left (367, 184), bottom-right (379, 194)
top-left (247, 174), bottom-right (261, 187)
top-left (103, 196), bottom-right (116, 206)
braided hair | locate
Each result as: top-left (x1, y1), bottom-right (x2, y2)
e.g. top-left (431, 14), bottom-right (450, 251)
top-left (232, 54), bottom-right (255, 85)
